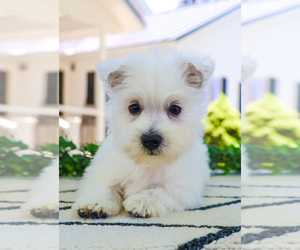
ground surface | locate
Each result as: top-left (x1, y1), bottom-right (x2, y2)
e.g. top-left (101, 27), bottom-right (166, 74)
top-left (2, 175), bottom-right (299, 249)
top-left (241, 175), bottom-right (300, 250)
top-left (0, 178), bottom-right (59, 249)
top-left (59, 176), bottom-right (241, 250)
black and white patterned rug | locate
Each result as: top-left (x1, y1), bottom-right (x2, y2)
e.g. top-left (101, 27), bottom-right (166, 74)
top-left (2, 175), bottom-right (299, 249)
top-left (59, 176), bottom-right (241, 250)
top-left (0, 178), bottom-right (59, 249)
top-left (0, 176), bottom-right (241, 249)
top-left (242, 175), bottom-right (300, 250)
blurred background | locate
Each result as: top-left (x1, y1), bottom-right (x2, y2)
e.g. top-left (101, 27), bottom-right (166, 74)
top-left (241, 0), bottom-right (300, 175)
top-left (0, 1), bottom-right (59, 249)
top-left (0, 0), bottom-right (59, 178)
top-left (0, 1), bottom-right (58, 149)
top-left (241, 1), bottom-right (300, 248)
top-left (242, 0), bottom-right (300, 110)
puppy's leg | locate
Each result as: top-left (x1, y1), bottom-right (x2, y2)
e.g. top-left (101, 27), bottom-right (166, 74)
top-left (21, 158), bottom-right (59, 219)
top-left (72, 187), bottom-right (122, 219)
top-left (72, 135), bottom-right (125, 219)
top-left (123, 188), bottom-right (178, 218)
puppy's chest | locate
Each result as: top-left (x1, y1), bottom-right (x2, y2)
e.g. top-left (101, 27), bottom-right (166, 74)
top-left (119, 166), bottom-right (169, 194)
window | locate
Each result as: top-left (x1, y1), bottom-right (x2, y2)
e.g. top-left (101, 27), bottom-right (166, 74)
top-left (86, 72), bottom-right (95, 105)
top-left (298, 83), bottom-right (300, 112)
top-left (0, 72), bottom-right (6, 115)
top-left (45, 73), bottom-right (58, 105)
top-left (239, 82), bottom-right (241, 112)
top-left (0, 72), bottom-right (6, 104)
top-left (270, 78), bottom-right (276, 94)
top-left (222, 78), bottom-right (227, 94)
top-left (59, 71), bottom-right (63, 104)
top-left (211, 77), bottom-right (220, 101)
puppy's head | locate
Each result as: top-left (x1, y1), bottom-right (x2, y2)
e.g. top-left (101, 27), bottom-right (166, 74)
top-left (97, 48), bottom-right (215, 166)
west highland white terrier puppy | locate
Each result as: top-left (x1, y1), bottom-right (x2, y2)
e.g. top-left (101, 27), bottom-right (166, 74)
top-left (72, 48), bottom-right (215, 218)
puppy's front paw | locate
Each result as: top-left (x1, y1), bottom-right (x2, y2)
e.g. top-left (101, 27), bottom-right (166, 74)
top-left (73, 189), bottom-right (121, 219)
top-left (77, 206), bottom-right (108, 219)
top-left (123, 193), bottom-right (168, 218)
top-left (74, 200), bottom-right (120, 219)
top-left (21, 196), bottom-right (58, 219)
top-left (30, 208), bottom-right (59, 219)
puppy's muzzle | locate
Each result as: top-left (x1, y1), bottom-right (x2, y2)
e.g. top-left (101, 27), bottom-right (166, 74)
top-left (141, 134), bottom-right (162, 151)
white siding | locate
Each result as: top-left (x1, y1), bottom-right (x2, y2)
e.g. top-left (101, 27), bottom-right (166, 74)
top-left (177, 9), bottom-right (241, 109)
top-left (242, 7), bottom-right (300, 110)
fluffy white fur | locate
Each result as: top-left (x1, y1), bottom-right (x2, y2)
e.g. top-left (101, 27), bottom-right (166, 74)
top-left (72, 48), bottom-right (215, 218)
top-left (241, 56), bottom-right (257, 82)
top-left (21, 157), bottom-right (59, 218)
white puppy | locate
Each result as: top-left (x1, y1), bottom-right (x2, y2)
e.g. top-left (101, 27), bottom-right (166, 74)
top-left (73, 48), bottom-right (215, 218)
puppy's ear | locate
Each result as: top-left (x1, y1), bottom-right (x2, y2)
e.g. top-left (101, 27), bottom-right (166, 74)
top-left (184, 63), bottom-right (204, 88)
top-left (96, 58), bottom-right (126, 87)
top-left (182, 52), bottom-right (215, 88)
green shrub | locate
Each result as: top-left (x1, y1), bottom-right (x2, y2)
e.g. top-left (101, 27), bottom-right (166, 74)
top-left (59, 136), bottom-right (99, 177)
top-left (0, 136), bottom-right (58, 177)
top-left (243, 93), bottom-right (300, 147)
top-left (244, 143), bottom-right (300, 174)
top-left (206, 142), bottom-right (241, 174)
top-left (242, 93), bottom-right (300, 174)
top-left (204, 93), bottom-right (241, 148)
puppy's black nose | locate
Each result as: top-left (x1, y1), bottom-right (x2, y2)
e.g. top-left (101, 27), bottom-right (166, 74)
top-left (141, 134), bottom-right (162, 150)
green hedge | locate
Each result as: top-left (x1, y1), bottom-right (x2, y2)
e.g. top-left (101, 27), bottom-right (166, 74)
top-left (244, 143), bottom-right (300, 174)
top-left (0, 135), bottom-right (240, 177)
top-left (242, 93), bottom-right (300, 174)
top-left (0, 136), bottom-right (58, 177)
top-left (204, 93), bottom-right (241, 148)
top-left (3, 134), bottom-right (298, 176)
top-left (243, 93), bottom-right (300, 147)
top-left (59, 136), bottom-right (99, 177)
top-left (207, 143), bottom-right (241, 174)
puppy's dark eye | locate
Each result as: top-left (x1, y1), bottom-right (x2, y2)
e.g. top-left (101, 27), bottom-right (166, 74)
top-left (169, 105), bottom-right (181, 115)
top-left (129, 104), bottom-right (141, 114)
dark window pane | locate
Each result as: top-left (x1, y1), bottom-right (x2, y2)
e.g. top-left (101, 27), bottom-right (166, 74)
top-left (270, 78), bottom-right (276, 94)
top-left (59, 71), bottom-right (63, 105)
top-left (0, 72), bottom-right (6, 104)
top-left (46, 73), bottom-right (58, 104)
top-left (222, 78), bottom-right (227, 94)
top-left (86, 72), bottom-right (95, 105)
top-left (298, 83), bottom-right (300, 113)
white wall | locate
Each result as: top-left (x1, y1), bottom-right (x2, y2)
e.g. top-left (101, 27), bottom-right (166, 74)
top-left (0, 58), bottom-right (18, 105)
top-left (0, 53), bottom-right (59, 147)
top-left (0, 53), bottom-right (59, 107)
top-left (60, 56), bottom-right (97, 107)
top-left (177, 9), bottom-right (241, 109)
top-left (242, 8), bottom-right (300, 110)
